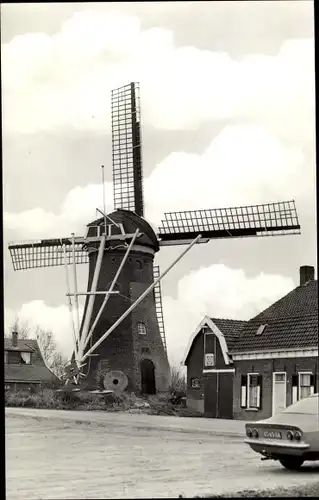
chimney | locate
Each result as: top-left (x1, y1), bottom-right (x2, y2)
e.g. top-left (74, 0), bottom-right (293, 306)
top-left (12, 331), bottom-right (18, 347)
top-left (300, 266), bottom-right (315, 286)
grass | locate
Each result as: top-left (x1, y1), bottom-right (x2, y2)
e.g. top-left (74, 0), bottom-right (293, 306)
top-left (5, 388), bottom-right (202, 417)
top-left (191, 482), bottom-right (319, 498)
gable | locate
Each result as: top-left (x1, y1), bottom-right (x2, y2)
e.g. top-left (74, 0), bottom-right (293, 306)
top-left (182, 316), bottom-right (234, 366)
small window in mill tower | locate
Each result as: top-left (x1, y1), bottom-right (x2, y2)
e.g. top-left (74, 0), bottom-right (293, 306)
top-left (137, 322), bottom-right (147, 335)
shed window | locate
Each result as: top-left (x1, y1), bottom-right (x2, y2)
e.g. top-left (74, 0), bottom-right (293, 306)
top-left (204, 353), bottom-right (215, 367)
top-left (137, 322), bottom-right (147, 335)
top-left (191, 377), bottom-right (200, 388)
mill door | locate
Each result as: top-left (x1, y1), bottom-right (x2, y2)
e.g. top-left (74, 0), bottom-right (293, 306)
top-left (272, 372), bottom-right (287, 416)
top-left (140, 359), bottom-right (156, 395)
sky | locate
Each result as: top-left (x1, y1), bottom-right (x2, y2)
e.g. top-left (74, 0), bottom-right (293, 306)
top-left (2, 1), bottom-right (316, 365)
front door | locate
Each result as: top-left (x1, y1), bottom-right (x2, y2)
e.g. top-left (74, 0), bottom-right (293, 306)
top-left (218, 372), bottom-right (234, 419)
top-left (272, 372), bottom-right (287, 416)
top-left (204, 374), bottom-right (218, 417)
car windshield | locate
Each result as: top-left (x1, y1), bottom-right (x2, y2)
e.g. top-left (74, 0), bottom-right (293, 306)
top-left (283, 394), bottom-right (319, 415)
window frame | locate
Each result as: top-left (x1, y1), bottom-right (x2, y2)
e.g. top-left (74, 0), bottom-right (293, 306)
top-left (246, 372), bottom-right (262, 410)
top-left (190, 377), bottom-right (200, 388)
top-left (298, 371), bottom-right (314, 401)
top-left (203, 331), bottom-right (215, 368)
top-left (137, 321), bottom-right (147, 335)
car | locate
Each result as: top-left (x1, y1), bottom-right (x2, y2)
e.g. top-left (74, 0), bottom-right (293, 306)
top-left (244, 392), bottom-right (319, 470)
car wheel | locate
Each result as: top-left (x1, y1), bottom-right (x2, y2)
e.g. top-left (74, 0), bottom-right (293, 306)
top-left (279, 456), bottom-right (304, 471)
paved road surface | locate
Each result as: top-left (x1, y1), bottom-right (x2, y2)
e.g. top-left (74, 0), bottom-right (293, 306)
top-left (6, 408), bottom-right (319, 499)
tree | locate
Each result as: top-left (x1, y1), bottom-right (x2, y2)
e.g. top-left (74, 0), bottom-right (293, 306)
top-left (7, 316), bottom-right (30, 339)
top-left (169, 363), bottom-right (187, 393)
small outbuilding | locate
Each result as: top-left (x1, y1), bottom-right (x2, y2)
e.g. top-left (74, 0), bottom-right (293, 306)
top-left (4, 331), bottom-right (58, 391)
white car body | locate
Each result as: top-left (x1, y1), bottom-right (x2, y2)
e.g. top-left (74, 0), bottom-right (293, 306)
top-left (244, 393), bottom-right (319, 470)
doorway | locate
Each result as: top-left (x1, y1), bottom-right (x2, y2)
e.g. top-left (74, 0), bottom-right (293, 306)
top-left (204, 370), bottom-right (234, 419)
top-left (272, 372), bottom-right (287, 416)
top-left (140, 359), bottom-right (156, 395)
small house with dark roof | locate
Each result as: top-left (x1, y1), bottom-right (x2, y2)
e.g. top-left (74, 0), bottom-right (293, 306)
top-left (182, 265), bottom-right (318, 420)
top-left (182, 316), bottom-right (246, 418)
top-left (4, 331), bottom-right (58, 391)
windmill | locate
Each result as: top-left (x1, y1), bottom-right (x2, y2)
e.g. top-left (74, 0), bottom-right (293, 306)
top-left (8, 82), bottom-right (301, 394)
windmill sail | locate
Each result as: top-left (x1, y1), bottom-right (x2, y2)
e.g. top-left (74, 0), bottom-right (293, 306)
top-left (8, 238), bottom-right (89, 270)
top-left (158, 200), bottom-right (301, 245)
top-left (153, 265), bottom-right (167, 353)
top-left (112, 82), bottom-right (144, 216)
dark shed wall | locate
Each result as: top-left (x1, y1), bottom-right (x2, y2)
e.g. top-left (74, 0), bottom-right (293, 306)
top-left (186, 332), bottom-right (204, 412)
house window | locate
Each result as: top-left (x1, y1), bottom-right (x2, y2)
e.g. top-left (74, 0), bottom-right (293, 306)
top-left (204, 353), bottom-right (215, 367)
top-left (141, 347), bottom-right (150, 354)
top-left (298, 372), bottom-right (314, 400)
top-left (191, 377), bottom-right (200, 388)
top-left (248, 374), bottom-right (261, 409)
top-left (137, 322), bottom-right (147, 335)
top-left (241, 374), bottom-right (262, 409)
top-left (8, 351), bottom-right (21, 364)
top-left (4, 351), bottom-right (8, 364)
top-left (21, 352), bottom-right (31, 364)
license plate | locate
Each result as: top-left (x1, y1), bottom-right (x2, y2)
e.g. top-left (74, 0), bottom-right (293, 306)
top-left (263, 430), bottom-right (282, 439)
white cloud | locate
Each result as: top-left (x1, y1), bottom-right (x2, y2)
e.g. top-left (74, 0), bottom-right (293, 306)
top-left (163, 264), bottom-right (294, 364)
top-left (1, 9), bottom-right (315, 141)
top-left (5, 265), bottom-right (295, 366)
top-left (5, 300), bottom-right (83, 358)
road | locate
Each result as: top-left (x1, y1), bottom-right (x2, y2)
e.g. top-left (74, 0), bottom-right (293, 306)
top-left (5, 408), bottom-right (319, 499)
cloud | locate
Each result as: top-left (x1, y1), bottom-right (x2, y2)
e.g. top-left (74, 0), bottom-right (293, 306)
top-left (2, 9), bottom-right (315, 141)
top-left (163, 264), bottom-right (295, 364)
top-left (5, 265), bottom-right (295, 365)
top-left (3, 123), bottom-right (312, 239)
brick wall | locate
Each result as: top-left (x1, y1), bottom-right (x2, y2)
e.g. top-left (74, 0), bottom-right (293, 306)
top-left (233, 356), bottom-right (318, 421)
top-left (82, 246), bottom-right (170, 392)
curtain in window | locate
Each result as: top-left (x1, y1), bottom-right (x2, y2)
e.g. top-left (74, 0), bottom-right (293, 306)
top-left (292, 374), bottom-right (298, 404)
top-left (299, 373), bottom-right (311, 400)
top-left (240, 375), bottom-right (247, 408)
top-left (21, 352), bottom-right (31, 364)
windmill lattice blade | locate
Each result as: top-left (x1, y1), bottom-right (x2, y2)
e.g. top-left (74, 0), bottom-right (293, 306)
top-left (158, 200), bottom-right (301, 244)
top-left (8, 238), bottom-right (89, 271)
top-left (112, 82), bottom-right (144, 216)
top-left (153, 265), bottom-right (167, 353)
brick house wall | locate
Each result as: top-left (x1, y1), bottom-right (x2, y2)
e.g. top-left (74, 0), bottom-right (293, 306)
top-left (233, 356), bottom-right (318, 421)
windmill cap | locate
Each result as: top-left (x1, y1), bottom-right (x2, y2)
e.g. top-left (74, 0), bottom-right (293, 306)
top-left (87, 209), bottom-right (159, 251)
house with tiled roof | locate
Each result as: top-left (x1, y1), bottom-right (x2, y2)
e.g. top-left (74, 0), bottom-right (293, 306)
top-left (4, 331), bottom-right (58, 391)
top-left (182, 265), bottom-right (318, 420)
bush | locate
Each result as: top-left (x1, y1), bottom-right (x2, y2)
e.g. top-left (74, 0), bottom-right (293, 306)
top-left (169, 364), bottom-right (187, 393)
top-left (5, 388), bottom-right (57, 408)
